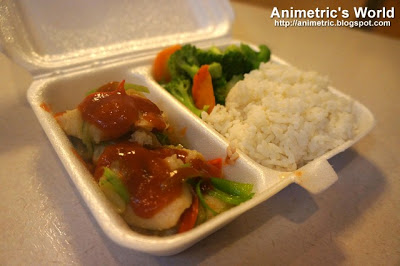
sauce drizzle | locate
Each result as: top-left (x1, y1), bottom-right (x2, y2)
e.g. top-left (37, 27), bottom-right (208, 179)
top-left (94, 141), bottom-right (219, 218)
top-left (78, 82), bottom-right (166, 140)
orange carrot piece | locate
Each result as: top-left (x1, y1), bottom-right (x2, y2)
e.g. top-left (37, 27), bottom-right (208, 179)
top-left (178, 195), bottom-right (199, 233)
top-left (117, 79), bottom-right (125, 90)
top-left (192, 65), bottom-right (215, 113)
top-left (152, 44), bottom-right (182, 83)
top-left (207, 158), bottom-right (223, 177)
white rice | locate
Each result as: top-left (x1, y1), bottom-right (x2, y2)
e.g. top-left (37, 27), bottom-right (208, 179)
top-left (202, 62), bottom-right (357, 171)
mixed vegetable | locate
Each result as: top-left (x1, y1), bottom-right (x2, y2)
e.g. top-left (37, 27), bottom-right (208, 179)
top-left (55, 80), bottom-right (254, 235)
top-left (153, 43), bottom-right (271, 115)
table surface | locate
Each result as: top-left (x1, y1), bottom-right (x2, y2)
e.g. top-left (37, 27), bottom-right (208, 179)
top-left (1, 2), bottom-right (400, 265)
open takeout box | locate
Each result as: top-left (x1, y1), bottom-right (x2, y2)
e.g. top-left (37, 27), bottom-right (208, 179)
top-left (0, 0), bottom-right (375, 255)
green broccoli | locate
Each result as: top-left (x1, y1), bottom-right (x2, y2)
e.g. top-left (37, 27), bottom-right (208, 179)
top-left (220, 45), bottom-right (252, 81)
top-left (168, 44), bottom-right (200, 79)
top-left (256, 45), bottom-right (271, 65)
top-left (162, 43), bottom-right (271, 113)
top-left (197, 46), bottom-right (223, 65)
top-left (163, 77), bottom-right (204, 117)
top-left (168, 44), bottom-right (223, 80)
top-left (208, 62), bottom-right (223, 79)
top-left (213, 74), bottom-right (243, 105)
top-left (240, 43), bottom-right (271, 69)
top-left (221, 43), bottom-right (271, 82)
top-left (212, 77), bottom-right (227, 105)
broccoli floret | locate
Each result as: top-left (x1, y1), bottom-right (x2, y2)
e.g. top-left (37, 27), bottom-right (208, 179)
top-left (239, 44), bottom-right (259, 69)
top-left (221, 44), bottom-right (271, 81)
top-left (208, 62), bottom-right (223, 79)
top-left (240, 43), bottom-right (271, 69)
top-left (164, 43), bottom-right (271, 111)
top-left (256, 44), bottom-right (271, 65)
top-left (212, 77), bottom-right (227, 105)
top-left (179, 64), bottom-right (199, 79)
top-left (221, 48), bottom-right (251, 81)
top-left (168, 44), bottom-right (200, 79)
top-left (224, 44), bottom-right (241, 53)
top-left (226, 74), bottom-right (244, 90)
top-left (197, 46), bottom-right (223, 65)
top-left (163, 77), bottom-right (204, 117)
top-left (209, 46), bottom-right (222, 54)
top-left (213, 74), bottom-right (243, 105)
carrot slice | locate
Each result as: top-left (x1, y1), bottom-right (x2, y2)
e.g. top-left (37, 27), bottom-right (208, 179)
top-left (208, 158), bottom-right (223, 169)
top-left (117, 79), bottom-right (125, 90)
top-left (152, 44), bottom-right (182, 83)
top-left (192, 65), bottom-right (215, 113)
top-left (207, 158), bottom-right (223, 177)
top-left (178, 195), bottom-right (199, 233)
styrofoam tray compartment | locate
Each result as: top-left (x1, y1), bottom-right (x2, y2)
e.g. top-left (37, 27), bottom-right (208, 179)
top-left (134, 43), bottom-right (376, 196)
top-left (26, 41), bottom-right (375, 255)
top-left (3, 0), bottom-right (375, 256)
top-left (26, 47), bottom-right (266, 256)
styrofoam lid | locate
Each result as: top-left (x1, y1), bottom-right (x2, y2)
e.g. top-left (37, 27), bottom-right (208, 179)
top-left (0, 0), bottom-right (233, 75)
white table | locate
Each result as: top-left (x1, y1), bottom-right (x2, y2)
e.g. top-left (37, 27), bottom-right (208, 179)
top-left (1, 2), bottom-right (399, 265)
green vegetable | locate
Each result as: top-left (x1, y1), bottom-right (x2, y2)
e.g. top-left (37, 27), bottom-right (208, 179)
top-left (197, 46), bottom-right (223, 65)
top-left (210, 177), bottom-right (254, 199)
top-left (181, 163), bottom-right (192, 168)
top-left (256, 45), bottom-right (271, 66)
top-left (196, 180), bottom-right (218, 215)
top-left (168, 44), bottom-right (200, 79)
top-left (86, 82), bottom-right (149, 95)
top-left (213, 74), bottom-right (243, 105)
top-left (100, 182), bottom-right (127, 214)
top-left (240, 44), bottom-right (271, 70)
top-left (99, 167), bottom-right (130, 203)
top-left (208, 62), bottom-right (223, 79)
top-left (207, 187), bottom-right (250, 205)
top-left (154, 132), bottom-right (170, 145)
top-left (221, 43), bottom-right (271, 81)
top-left (163, 77), bottom-right (205, 117)
top-left (167, 45), bottom-right (223, 80)
top-left (192, 177), bottom-right (254, 217)
top-left (212, 77), bottom-right (227, 105)
top-left (81, 121), bottom-right (94, 157)
top-left (162, 43), bottom-right (271, 113)
top-left (221, 44), bottom-right (252, 81)
top-left (124, 83), bottom-right (150, 93)
top-left (195, 203), bottom-right (207, 225)
top-left (226, 74), bottom-right (244, 91)
top-left (86, 88), bottom-right (97, 96)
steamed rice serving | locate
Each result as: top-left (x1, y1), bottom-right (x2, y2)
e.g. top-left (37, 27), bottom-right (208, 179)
top-left (202, 62), bottom-right (357, 171)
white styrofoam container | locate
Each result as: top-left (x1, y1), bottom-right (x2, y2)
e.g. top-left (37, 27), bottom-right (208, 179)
top-left (1, 0), bottom-right (375, 256)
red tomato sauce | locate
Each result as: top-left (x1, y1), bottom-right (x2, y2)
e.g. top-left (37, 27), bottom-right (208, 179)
top-left (78, 82), bottom-right (166, 140)
top-left (40, 102), bottom-right (52, 113)
top-left (93, 141), bottom-right (220, 218)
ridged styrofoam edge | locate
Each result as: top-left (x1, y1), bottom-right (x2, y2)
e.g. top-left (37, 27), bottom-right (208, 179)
top-left (26, 40), bottom-right (375, 256)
